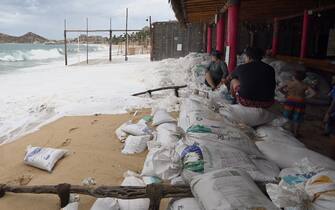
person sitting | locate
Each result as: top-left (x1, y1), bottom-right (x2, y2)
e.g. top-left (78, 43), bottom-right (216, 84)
top-left (229, 47), bottom-right (276, 108)
top-left (279, 71), bottom-right (316, 137)
top-left (205, 50), bottom-right (228, 90)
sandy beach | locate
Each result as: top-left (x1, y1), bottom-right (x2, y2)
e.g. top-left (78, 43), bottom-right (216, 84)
top-left (0, 109), bottom-right (163, 210)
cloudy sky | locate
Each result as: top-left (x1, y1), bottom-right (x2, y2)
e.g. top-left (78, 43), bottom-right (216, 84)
top-left (0, 0), bottom-right (176, 39)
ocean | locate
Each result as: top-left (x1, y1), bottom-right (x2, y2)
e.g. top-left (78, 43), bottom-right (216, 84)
top-left (0, 43), bottom-right (113, 73)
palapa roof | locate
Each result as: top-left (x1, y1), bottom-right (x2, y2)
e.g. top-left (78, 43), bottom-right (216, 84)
top-left (169, 0), bottom-right (335, 25)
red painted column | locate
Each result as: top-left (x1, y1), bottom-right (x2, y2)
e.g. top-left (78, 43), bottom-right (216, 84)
top-left (216, 15), bottom-right (225, 52)
top-left (207, 25), bottom-right (212, 53)
top-left (300, 10), bottom-right (310, 58)
top-left (272, 18), bottom-right (279, 57)
top-left (227, 0), bottom-right (240, 72)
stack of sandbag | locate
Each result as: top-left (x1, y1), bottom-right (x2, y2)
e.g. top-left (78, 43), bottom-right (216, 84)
top-left (266, 159), bottom-right (335, 210)
top-left (115, 118), bottom-right (153, 155)
top-left (140, 109), bottom-right (184, 181)
top-left (304, 72), bottom-right (331, 105)
top-left (191, 169), bottom-right (279, 210)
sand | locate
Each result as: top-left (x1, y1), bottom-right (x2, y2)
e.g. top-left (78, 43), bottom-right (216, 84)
top-left (0, 109), bottom-right (171, 210)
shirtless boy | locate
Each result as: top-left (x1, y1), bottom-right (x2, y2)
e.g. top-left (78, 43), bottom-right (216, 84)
top-left (279, 71), bottom-right (316, 137)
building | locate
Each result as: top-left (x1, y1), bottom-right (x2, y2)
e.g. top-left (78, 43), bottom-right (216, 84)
top-left (169, 0), bottom-right (335, 73)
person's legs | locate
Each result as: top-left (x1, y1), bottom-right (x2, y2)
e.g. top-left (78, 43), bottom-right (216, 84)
top-left (291, 110), bottom-right (304, 137)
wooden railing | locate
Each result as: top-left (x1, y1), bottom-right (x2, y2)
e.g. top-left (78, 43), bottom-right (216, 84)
top-left (0, 183), bottom-right (193, 210)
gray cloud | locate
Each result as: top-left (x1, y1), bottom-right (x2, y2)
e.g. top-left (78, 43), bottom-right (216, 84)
top-left (0, 0), bottom-right (175, 39)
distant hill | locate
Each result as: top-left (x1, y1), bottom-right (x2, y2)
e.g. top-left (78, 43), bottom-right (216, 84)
top-left (0, 32), bottom-right (49, 43)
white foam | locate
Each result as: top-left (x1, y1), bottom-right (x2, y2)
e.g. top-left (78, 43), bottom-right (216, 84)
top-left (0, 52), bottom-right (205, 144)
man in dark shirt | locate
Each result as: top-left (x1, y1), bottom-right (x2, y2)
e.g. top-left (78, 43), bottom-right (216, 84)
top-left (230, 47), bottom-right (276, 108)
top-left (205, 50), bottom-right (228, 90)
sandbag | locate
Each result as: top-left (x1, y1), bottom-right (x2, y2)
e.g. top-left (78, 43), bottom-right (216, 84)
top-left (62, 202), bottom-right (79, 210)
top-left (191, 169), bottom-right (279, 210)
top-left (156, 128), bottom-right (181, 148)
top-left (152, 109), bottom-right (176, 126)
top-left (168, 198), bottom-right (201, 210)
top-left (186, 132), bottom-right (265, 158)
top-left (256, 126), bottom-right (305, 148)
top-left (91, 198), bottom-right (119, 210)
top-left (141, 147), bottom-right (181, 180)
top-left (24, 145), bottom-right (68, 172)
top-left (252, 158), bottom-right (280, 179)
top-left (220, 104), bottom-right (277, 127)
top-left (156, 123), bottom-right (177, 132)
top-left (176, 139), bottom-right (273, 182)
top-left (256, 141), bottom-right (335, 170)
top-left (115, 121), bottom-right (131, 142)
top-left (121, 135), bottom-right (151, 154)
top-left (121, 122), bottom-right (151, 136)
top-left (118, 173), bottom-right (149, 210)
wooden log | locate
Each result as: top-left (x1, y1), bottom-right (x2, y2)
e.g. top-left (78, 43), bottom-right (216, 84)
top-left (132, 85), bottom-right (187, 97)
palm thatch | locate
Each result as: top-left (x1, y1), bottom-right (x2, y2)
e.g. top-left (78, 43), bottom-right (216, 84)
top-left (169, 0), bottom-right (187, 26)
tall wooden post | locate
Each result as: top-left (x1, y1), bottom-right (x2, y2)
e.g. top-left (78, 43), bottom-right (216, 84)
top-left (271, 18), bottom-right (279, 57)
top-left (109, 18), bottom-right (112, 62)
top-left (300, 10), bottom-right (310, 58)
top-left (64, 19), bottom-right (68, 66)
top-left (207, 24), bottom-right (212, 53)
top-left (216, 14), bottom-right (225, 52)
top-left (86, 18), bottom-right (89, 64)
top-left (227, 0), bottom-right (240, 72)
top-left (125, 8), bottom-right (128, 61)
top-left (149, 16), bottom-right (153, 61)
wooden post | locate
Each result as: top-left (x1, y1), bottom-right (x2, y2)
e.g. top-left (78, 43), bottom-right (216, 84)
top-left (271, 18), bottom-right (279, 57)
top-left (109, 18), bottom-right (112, 62)
top-left (64, 19), bottom-right (68, 66)
top-left (227, 0), bottom-right (240, 72)
top-left (147, 184), bottom-right (162, 210)
top-left (216, 14), bottom-right (225, 52)
top-left (86, 18), bottom-right (89, 64)
top-left (300, 10), bottom-right (310, 58)
top-left (125, 8), bottom-right (128, 61)
top-left (207, 24), bottom-right (212, 53)
top-left (149, 16), bottom-right (153, 61)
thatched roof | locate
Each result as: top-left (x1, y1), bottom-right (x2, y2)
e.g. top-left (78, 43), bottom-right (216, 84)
top-left (169, 0), bottom-right (335, 25)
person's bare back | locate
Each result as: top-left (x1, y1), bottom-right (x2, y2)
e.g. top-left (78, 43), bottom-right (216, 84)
top-left (286, 80), bottom-right (309, 99)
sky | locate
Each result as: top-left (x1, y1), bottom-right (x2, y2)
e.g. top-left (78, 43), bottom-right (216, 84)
top-left (0, 0), bottom-right (176, 40)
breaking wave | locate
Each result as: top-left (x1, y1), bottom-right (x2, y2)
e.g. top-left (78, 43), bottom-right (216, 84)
top-left (0, 48), bottom-right (63, 62)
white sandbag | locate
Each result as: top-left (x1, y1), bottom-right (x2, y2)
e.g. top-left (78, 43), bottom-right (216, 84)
top-left (142, 176), bottom-right (162, 185)
top-left (115, 121), bottom-right (131, 142)
top-left (201, 144), bottom-right (274, 182)
top-left (91, 198), bottom-right (119, 210)
top-left (252, 158), bottom-right (280, 179)
top-left (178, 98), bottom-right (211, 131)
top-left (122, 135), bottom-right (151, 154)
top-left (156, 123), bottom-right (177, 132)
top-left (156, 129), bottom-right (180, 148)
top-left (152, 109), bottom-right (176, 126)
top-left (24, 145), bottom-right (68, 172)
top-left (118, 174), bottom-right (149, 210)
top-left (256, 126), bottom-right (305, 148)
top-left (191, 169), bottom-right (279, 210)
top-left (62, 202), bottom-right (79, 210)
top-left (220, 104), bottom-right (276, 127)
top-left (141, 147), bottom-right (181, 180)
top-left (256, 141), bottom-right (335, 170)
top-left (168, 198), bottom-right (201, 210)
top-left (186, 132), bottom-right (264, 158)
top-left (121, 122), bottom-right (151, 136)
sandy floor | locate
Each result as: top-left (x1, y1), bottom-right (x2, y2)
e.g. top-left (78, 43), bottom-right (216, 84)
top-left (0, 109), bottom-right (167, 210)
